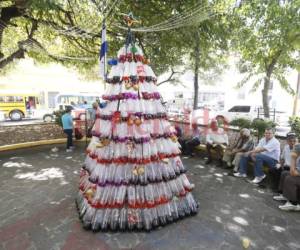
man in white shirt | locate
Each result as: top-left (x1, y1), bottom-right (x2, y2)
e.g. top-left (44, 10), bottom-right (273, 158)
top-left (205, 120), bottom-right (229, 167)
top-left (269, 132), bottom-right (297, 191)
top-left (234, 128), bottom-right (280, 184)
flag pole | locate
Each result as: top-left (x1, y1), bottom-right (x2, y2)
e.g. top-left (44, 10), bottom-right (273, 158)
top-left (103, 19), bottom-right (106, 90)
top-left (100, 0), bottom-right (108, 90)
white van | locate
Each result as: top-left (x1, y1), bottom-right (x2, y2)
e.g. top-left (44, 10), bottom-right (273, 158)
top-left (215, 105), bottom-right (289, 126)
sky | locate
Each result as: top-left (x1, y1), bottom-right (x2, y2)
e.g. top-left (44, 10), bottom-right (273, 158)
top-left (0, 59), bottom-right (104, 95)
top-left (0, 58), bottom-right (298, 115)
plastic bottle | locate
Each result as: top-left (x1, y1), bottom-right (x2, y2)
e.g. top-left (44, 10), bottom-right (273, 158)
top-left (116, 185), bottom-right (126, 205)
top-left (177, 198), bottom-right (185, 218)
top-left (170, 199), bottom-right (179, 221)
top-left (142, 208), bottom-right (153, 231)
top-left (182, 196), bottom-right (191, 216)
top-left (136, 209), bottom-right (143, 230)
top-left (181, 174), bottom-right (192, 190)
top-left (91, 209), bottom-right (104, 231)
top-left (151, 207), bottom-right (159, 228)
top-left (157, 205), bottom-right (166, 225)
top-left (115, 166), bottom-right (124, 185)
top-left (186, 193), bottom-right (198, 214)
top-left (119, 208), bottom-right (127, 231)
top-left (127, 208), bottom-right (136, 230)
top-left (110, 208), bottom-right (119, 231)
top-left (147, 163), bottom-right (156, 182)
top-left (100, 187), bottom-right (109, 206)
top-left (101, 208), bottom-right (111, 231)
top-left (145, 185), bottom-right (155, 207)
top-left (128, 185), bottom-right (136, 207)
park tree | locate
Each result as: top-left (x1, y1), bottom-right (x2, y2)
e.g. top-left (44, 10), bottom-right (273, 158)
top-left (0, 0), bottom-right (201, 81)
top-left (175, 0), bottom-right (230, 110)
top-left (0, 0), bottom-right (102, 75)
top-left (232, 0), bottom-right (300, 118)
top-left (0, 0), bottom-right (230, 87)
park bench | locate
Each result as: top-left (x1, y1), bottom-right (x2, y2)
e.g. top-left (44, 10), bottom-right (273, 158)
top-left (194, 143), bottom-right (271, 182)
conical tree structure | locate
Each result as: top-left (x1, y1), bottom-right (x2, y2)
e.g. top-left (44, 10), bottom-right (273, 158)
top-left (76, 39), bottom-right (198, 231)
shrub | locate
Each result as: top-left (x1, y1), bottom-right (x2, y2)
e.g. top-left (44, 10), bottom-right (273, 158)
top-left (251, 118), bottom-right (276, 139)
top-left (230, 118), bottom-right (252, 129)
top-left (288, 116), bottom-right (300, 138)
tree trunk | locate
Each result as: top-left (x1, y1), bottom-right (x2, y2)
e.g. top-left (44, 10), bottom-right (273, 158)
top-left (193, 31), bottom-right (200, 110)
top-left (262, 51), bottom-right (282, 119)
top-left (262, 75), bottom-right (270, 118)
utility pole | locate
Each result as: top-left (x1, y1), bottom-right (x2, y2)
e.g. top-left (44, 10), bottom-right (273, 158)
top-left (293, 72), bottom-right (300, 116)
top-left (193, 30), bottom-right (200, 110)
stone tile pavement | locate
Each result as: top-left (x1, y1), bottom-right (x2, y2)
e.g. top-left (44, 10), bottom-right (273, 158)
top-left (0, 144), bottom-right (300, 250)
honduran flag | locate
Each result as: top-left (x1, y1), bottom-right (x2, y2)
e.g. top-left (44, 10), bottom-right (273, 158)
top-left (99, 22), bottom-right (108, 79)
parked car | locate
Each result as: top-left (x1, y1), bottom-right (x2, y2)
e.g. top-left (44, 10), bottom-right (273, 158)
top-left (215, 105), bottom-right (289, 126)
top-left (55, 104), bottom-right (93, 121)
top-left (28, 108), bottom-right (55, 122)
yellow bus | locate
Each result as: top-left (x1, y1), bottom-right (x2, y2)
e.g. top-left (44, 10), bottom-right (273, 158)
top-left (0, 92), bottom-right (40, 121)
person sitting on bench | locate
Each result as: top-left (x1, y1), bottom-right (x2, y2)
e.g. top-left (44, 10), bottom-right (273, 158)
top-left (205, 120), bottom-right (229, 167)
top-left (269, 132), bottom-right (297, 192)
top-left (273, 143), bottom-right (300, 211)
top-left (234, 127), bottom-right (280, 184)
top-left (223, 128), bottom-right (254, 171)
top-left (180, 123), bottom-right (201, 157)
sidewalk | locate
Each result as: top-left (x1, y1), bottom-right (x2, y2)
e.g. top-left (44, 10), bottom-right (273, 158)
top-left (0, 144), bottom-right (299, 250)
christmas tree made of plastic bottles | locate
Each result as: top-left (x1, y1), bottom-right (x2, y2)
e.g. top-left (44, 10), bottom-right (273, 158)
top-left (76, 14), bottom-right (198, 231)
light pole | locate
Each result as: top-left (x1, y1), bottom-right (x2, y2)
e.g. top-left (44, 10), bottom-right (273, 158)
top-left (293, 72), bottom-right (300, 116)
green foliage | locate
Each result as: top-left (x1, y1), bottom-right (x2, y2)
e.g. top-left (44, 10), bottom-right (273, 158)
top-left (0, 0), bottom-right (230, 81)
top-left (1, 0), bottom-right (298, 93)
top-left (230, 117), bottom-right (277, 139)
top-left (231, 0), bottom-right (300, 113)
top-left (183, 1), bottom-right (231, 77)
top-left (230, 118), bottom-right (252, 129)
top-left (53, 110), bottom-right (66, 128)
top-left (289, 116), bottom-right (300, 138)
top-left (250, 118), bottom-right (276, 139)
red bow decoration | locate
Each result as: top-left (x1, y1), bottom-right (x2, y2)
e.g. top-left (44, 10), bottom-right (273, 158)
top-left (112, 111), bottom-right (121, 124)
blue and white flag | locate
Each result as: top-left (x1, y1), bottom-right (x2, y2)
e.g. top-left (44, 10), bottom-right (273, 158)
top-left (99, 22), bottom-right (108, 79)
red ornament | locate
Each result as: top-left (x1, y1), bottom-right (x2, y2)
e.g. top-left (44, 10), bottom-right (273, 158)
top-left (112, 111), bottom-right (121, 124)
top-left (119, 55), bottom-right (126, 63)
top-left (138, 76), bottom-right (145, 82)
top-left (126, 53), bottom-right (133, 62)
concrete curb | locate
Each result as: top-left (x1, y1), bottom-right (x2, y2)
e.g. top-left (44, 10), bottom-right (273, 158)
top-left (0, 137), bottom-right (91, 152)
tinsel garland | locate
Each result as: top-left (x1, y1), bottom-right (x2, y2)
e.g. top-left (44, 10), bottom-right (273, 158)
top-left (87, 152), bottom-right (180, 164)
top-left (106, 76), bottom-right (157, 84)
top-left (90, 132), bottom-right (177, 143)
top-left (81, 188), bottom-right (192, 209)
top-left (96, 112), bottom-right (167, 121)
top-left (102, 92), bottom-right (161, 101)
top-left (118, 53), bottom-right (144, 63)
top-left (84, 169), bottom-right (187, 187)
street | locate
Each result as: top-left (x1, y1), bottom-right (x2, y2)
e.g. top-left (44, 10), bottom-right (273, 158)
top-left (0, 118), bottom-right (46, 127)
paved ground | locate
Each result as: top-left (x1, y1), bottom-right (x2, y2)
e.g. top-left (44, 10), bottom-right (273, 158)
top-left (0, 143), bottom-right (300, 250)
